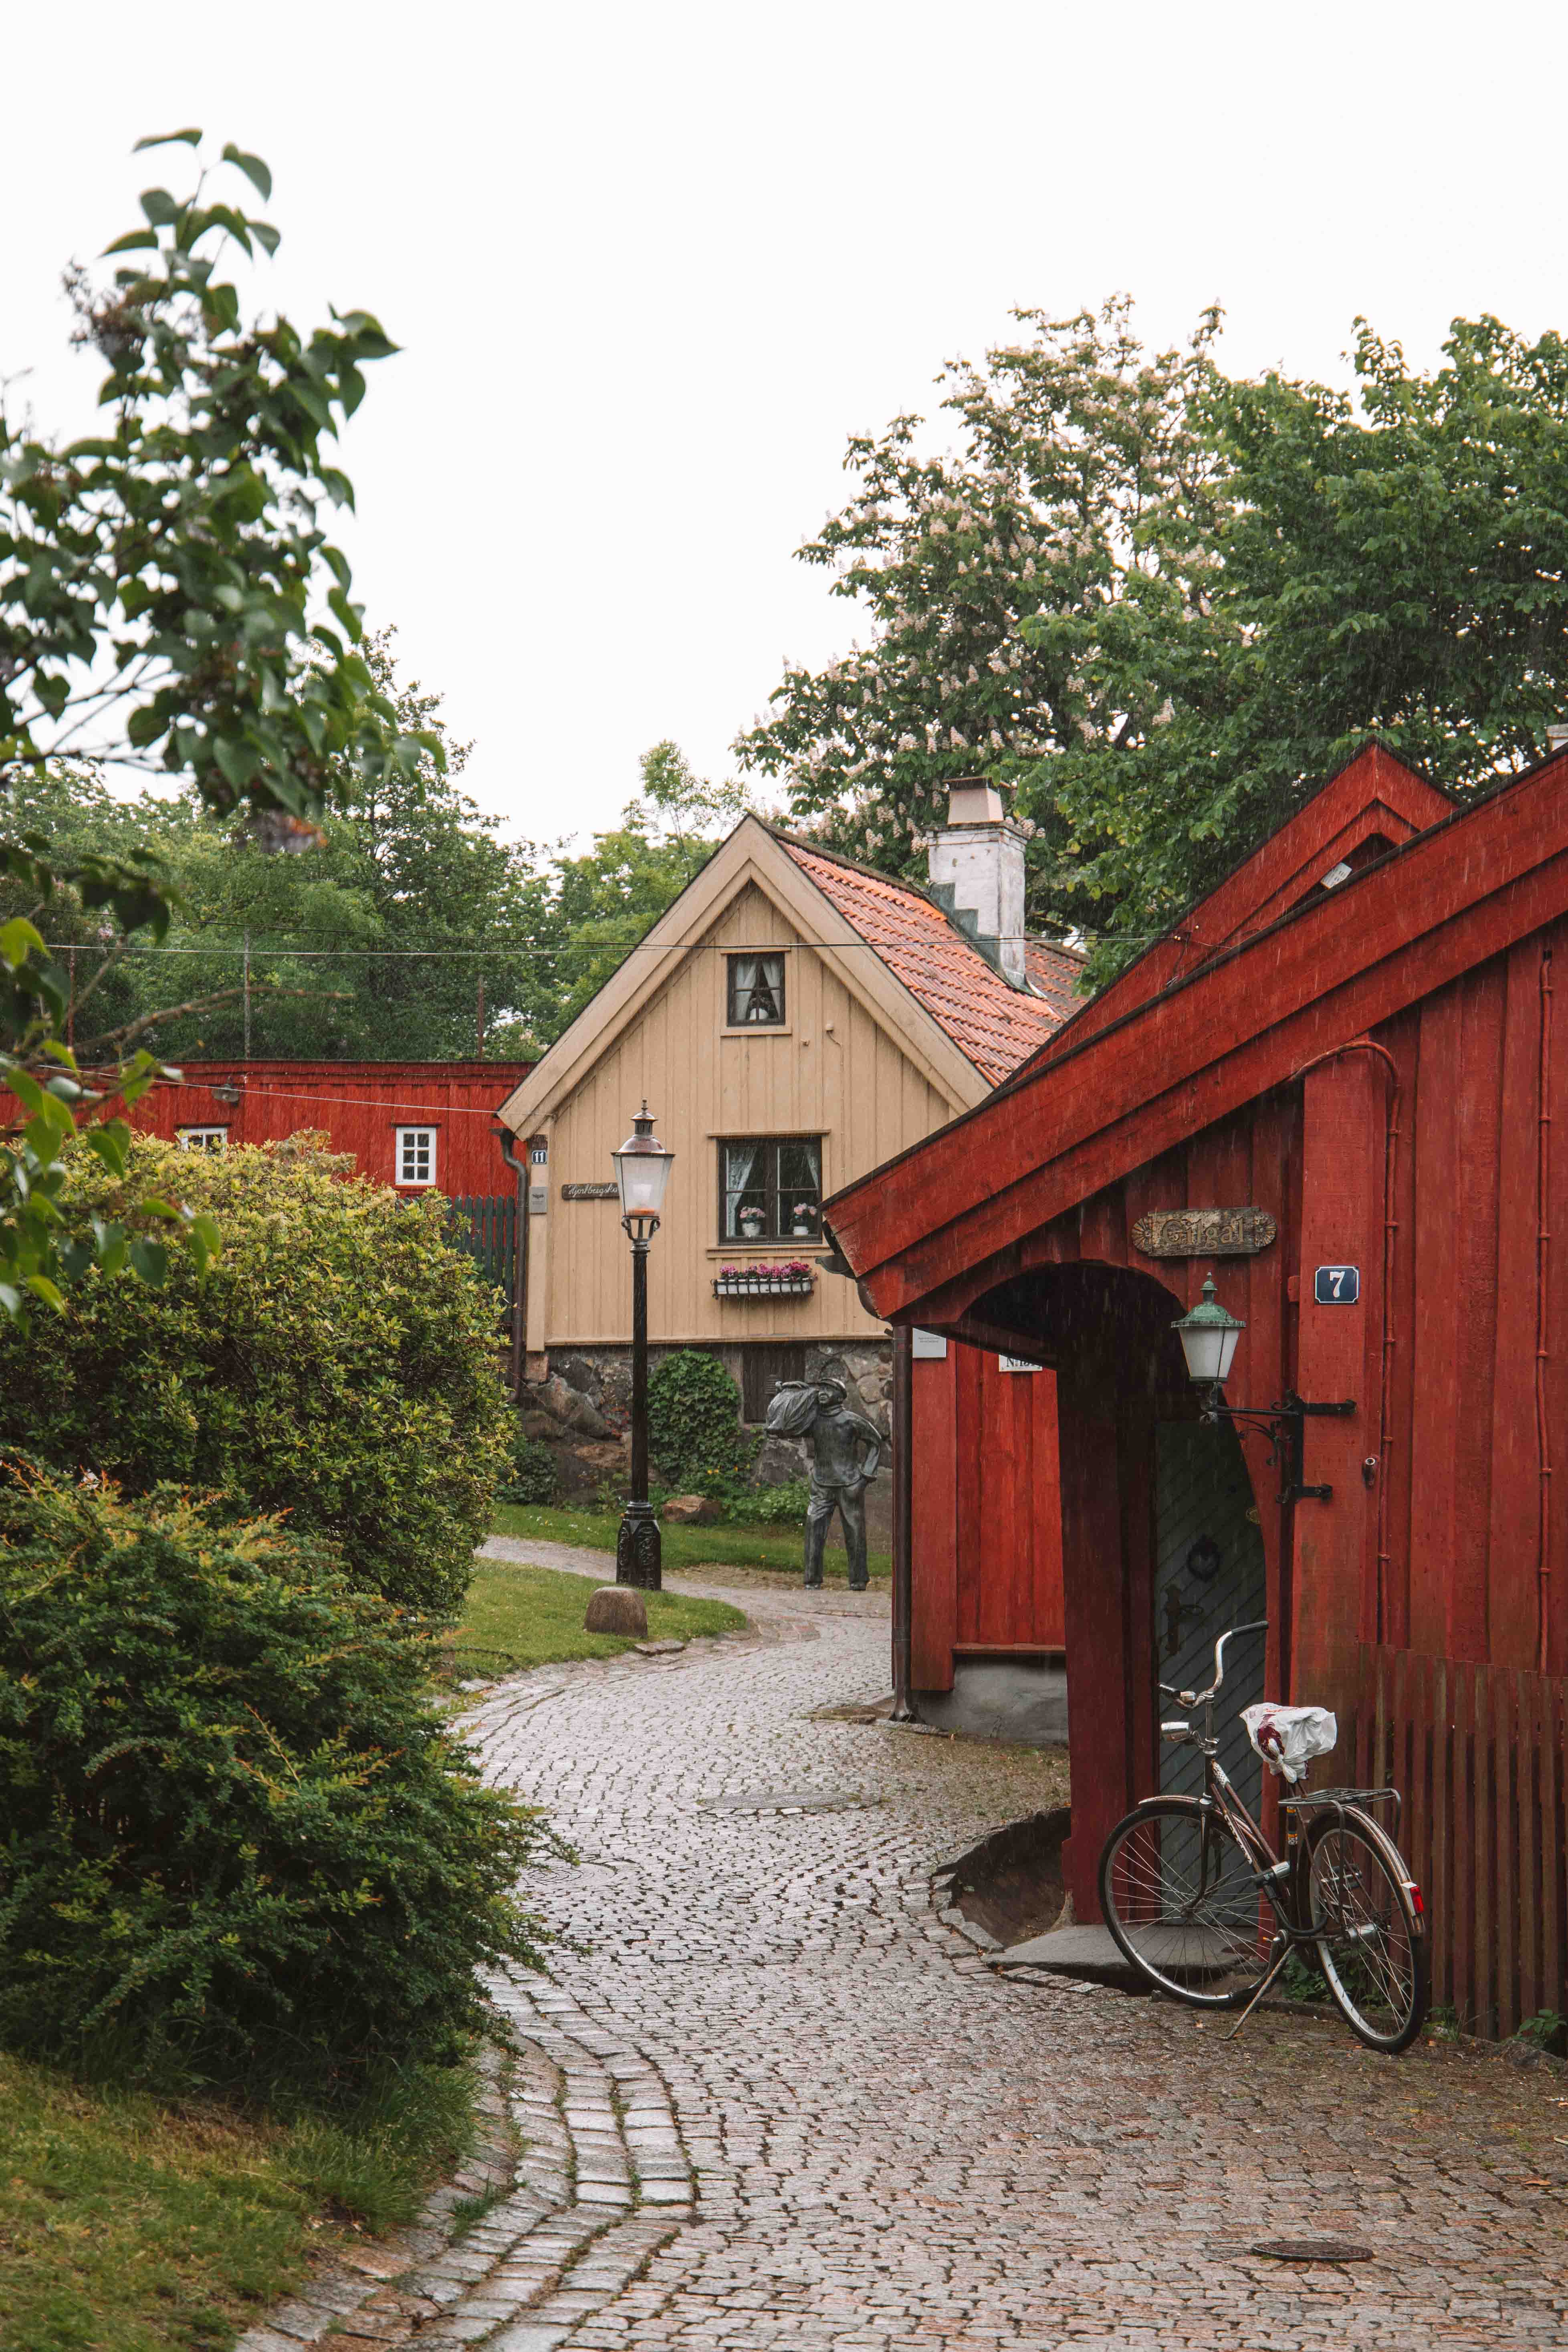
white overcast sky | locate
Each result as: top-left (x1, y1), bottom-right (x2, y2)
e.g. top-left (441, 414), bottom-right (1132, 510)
top-left (4, 2), bottom-right (1567, 850)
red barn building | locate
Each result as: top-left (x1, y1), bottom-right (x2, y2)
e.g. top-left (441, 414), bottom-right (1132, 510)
top-left (834, 742), bottom-right (1568, 2039)
top-left (129, 1060), bottom-right (533, 1348)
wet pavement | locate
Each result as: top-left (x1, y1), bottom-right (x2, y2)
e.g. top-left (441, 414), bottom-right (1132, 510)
top-left (448, 1562), bottom-right (1568, 2352)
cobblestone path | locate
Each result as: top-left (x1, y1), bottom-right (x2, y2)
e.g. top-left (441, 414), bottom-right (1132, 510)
top-left (456, 1582), bottom-right (1566, 2352)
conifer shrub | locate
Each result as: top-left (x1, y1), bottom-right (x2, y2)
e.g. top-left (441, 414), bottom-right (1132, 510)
top-left (0, 1135), bottom-right (511, 1617)
top-left (0, 1467), bottom-right (553, 2084)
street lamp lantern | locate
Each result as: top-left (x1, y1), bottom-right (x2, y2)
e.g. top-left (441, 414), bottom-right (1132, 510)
top-left (612, 1101), bottom-right (675, 1232)
top-left (1172, 1273), bottom-right (1246, 1392)
top-left (1173, 1270), bottom-right (1356, 1507)
top-left (613, 1103), bottom-right (674, 1591)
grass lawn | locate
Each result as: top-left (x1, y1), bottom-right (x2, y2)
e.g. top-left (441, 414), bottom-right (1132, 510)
top-left (0, 2048), bottom-right (477, 2352)
top-left (456, 1560), bottom-right (747, 1676)
top-left (490, 1501), bottom-right (892, 1583)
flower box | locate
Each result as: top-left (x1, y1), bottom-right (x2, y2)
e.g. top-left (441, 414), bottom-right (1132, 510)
top-left (713, 1260), bottom-right (817, 1300)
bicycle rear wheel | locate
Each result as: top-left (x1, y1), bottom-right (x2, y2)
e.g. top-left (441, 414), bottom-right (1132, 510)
top-left (1305, 1811), bottom-right (1428, 2053)
top-left (1099, 1797), bottom-right (1277, 2009)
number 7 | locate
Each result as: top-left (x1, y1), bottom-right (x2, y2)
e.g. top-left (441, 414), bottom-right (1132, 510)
top-left (1331, 1270), bottom-right (1344, 1296)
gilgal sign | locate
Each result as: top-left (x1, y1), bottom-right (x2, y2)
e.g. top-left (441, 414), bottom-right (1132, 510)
top-left (1130, 1207), bottom-right (1277, 1259)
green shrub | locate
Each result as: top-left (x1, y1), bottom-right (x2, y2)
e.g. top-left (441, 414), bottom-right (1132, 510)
top-left (496, 1426), bottom-right (561, 1505)
top-left (0, 1466), bottom-right (553, 2086)
top-left (0, 1135), bottom-right (512, 1617)
top-left (648, 1349), bottom-right (754, 1490)
top-left (720, 1477), bottom-right (812, 1525)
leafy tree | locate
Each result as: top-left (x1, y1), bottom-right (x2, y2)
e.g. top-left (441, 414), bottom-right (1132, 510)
top-left (740, 302), bottom-right (1568, 986)
top-left (735, 301), bottom-right (1225, 918)
top-left (1, 131), bottom-right (431, 1322)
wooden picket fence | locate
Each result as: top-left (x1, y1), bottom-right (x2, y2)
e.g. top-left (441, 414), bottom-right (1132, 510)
top-left (447, 1193), bottom-right (517, 1307)
top-left (1330, 1643), bottom-right (1568, 2039)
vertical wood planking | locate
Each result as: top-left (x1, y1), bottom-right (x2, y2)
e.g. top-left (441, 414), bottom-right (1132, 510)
top-left (1409, 986), bottom-right (1464, 1651)
top-left (1518, 1669), bottom-right (1542, 2030)
top-left (955, 1344), bottom-right (985, 1647)
top-left (1486, 948), bottom-right (1543, 1668)
top-left (1451, 965), bottom-right (1508, 1660)
top-left (1433, 1651), bottom-right (1453, 2016)
top-left (1472, 1663), bottom-right (1493, 2037)
top-left (1491, 1666), bottom-right (1517, 2033)
top-left (1546, 1674), bottom-right (1566, 2023)
top-left (1033, 1369), bottom-right (1067, 1646)
top-left (910, 1349), bottom-right (959, 1690)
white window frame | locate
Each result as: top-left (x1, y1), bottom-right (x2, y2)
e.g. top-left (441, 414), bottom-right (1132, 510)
top-left (396, 1126), bottom-right (438, 1188)
top-left (176, 1125), bottom-right (228, 1153)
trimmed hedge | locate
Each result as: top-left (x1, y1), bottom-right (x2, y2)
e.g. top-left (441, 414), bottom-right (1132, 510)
top-left (0, 1135), bottom-right (511, 1617)
top-left (0, 1466), bottom-right (552, 2084)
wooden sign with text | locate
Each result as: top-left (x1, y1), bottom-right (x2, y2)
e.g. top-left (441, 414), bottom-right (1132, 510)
top-left (1130, 1206), bottom-right (1277, 1259)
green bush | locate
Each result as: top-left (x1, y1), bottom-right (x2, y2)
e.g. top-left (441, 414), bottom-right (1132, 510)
top-left (720, 1477), bottom-right (813, 1526)
top-left (0, 1466), bottom-right (553, 2086)
top-left (647, 1349), bottom-right (755, 1491)
top-left (0, 1135), bottom-right (512, 1617)
top-left (496, 1426), bottom-right (561, 1505)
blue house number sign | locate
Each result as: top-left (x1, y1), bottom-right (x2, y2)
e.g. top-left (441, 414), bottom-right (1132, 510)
top-left (1314, 1264), bottom-right (1360, 1304)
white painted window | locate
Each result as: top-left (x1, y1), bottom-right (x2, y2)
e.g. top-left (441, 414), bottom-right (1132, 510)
top-left (176, 1126), bottom-right (228, 1153)
top-left (396, 1126), bottom-right (437, 1187)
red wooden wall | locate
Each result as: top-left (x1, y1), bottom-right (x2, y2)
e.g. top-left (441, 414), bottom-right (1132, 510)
top-left (910, 1346), bottom-right (1065, 1691)
top-left (128, 1061), bottom-right (532, 1199)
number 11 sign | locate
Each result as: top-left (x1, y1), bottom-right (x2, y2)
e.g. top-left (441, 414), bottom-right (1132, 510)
top-left (1314, 1265), bottom-right (1360, 1304)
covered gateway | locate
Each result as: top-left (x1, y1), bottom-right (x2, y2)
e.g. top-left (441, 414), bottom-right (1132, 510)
top-left (833, 743), bottom-right (1568, 2039)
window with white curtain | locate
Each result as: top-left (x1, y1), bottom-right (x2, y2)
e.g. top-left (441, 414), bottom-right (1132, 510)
top-left (719, 1136), bottom-right (821, 1242)
top-left (726, 953), bottom-right (786, 1026)
top-left (176, 1126), bottom-right (228, 1153)
top-left (396, 1127), bottom-right (437, 1187)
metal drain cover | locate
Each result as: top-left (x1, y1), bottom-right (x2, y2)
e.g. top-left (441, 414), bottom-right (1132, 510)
top-left (1249, 2239), bottom-right (1373, 2264)
top-left (701, 1790), bottom-right (877, 1813)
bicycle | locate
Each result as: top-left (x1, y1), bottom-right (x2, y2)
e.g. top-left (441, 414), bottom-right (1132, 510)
top-left (1097, 1620), bottom-right (1429, 2053)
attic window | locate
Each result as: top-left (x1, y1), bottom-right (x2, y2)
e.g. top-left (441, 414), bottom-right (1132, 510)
top-left (727, 953), bottom-right (785, 1026)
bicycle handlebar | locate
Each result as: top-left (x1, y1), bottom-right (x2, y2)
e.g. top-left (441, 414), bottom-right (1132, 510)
top-left (1181, 1618), bottom-right (1269, 1708)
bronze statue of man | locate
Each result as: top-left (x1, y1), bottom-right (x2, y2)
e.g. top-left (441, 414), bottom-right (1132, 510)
top-left (765, 1371), bottom-right (883, 1591)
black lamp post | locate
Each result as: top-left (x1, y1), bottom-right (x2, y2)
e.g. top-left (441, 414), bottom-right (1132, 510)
top-left (612, 1102), bottom-right (675, 1590)
top-left (1172, 1272), bottom-right (1355, 1505)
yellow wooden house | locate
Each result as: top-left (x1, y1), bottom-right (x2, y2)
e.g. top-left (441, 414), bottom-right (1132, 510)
top-left (496, 787), bottom-right (1080, 1451)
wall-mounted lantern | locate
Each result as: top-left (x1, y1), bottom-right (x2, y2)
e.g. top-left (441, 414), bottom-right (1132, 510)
top-left (1173, 1271), bottom-right (1355, 1506)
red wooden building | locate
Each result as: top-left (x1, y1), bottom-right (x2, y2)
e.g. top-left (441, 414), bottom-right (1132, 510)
top-left (129, 1060), bottom-right (533, 1315)
top-left (835, 742), bottom-right (1568, 2037)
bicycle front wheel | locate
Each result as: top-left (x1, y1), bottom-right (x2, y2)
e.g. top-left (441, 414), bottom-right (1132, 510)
top-left (1099, 1797), bottom-right (1277, 2009)
top-left (1305, 1811), bottom-right (1428, 2053)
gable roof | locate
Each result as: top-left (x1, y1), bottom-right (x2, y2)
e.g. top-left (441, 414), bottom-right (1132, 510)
top-left (773, 833), bottom-right (1079, 1086)
top-left (1018, 741), bottom-right (1454, 1077)
top-left (496, 814), bottom-right (1081, 1137)
top-left (824, 747), bottom-right (1568, 1324)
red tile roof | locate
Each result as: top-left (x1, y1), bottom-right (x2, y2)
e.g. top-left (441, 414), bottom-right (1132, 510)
top-left (775, 833), bottom-right (1082, 1086)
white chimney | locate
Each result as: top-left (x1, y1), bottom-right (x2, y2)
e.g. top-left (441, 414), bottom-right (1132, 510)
top-left (926, 779), bottom-right (1027, 985)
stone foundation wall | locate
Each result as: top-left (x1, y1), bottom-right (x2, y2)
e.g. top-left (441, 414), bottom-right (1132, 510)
top-left (517, 1340), bottom-right (893, 1501)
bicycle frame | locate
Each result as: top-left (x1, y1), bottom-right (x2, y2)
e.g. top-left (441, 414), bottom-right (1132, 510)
top-left (1157, 1619), bottom-right (1416, 2037)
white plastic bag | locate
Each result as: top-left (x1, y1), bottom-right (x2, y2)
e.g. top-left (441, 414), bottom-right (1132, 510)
top-left (1241, 1702), bottom-right (1338, 1784)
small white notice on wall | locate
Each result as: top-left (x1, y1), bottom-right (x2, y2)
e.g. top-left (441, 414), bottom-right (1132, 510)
top-left (999, 1354), bottom-right (1043, 1373)
top-left (911, 1328), bottom-right (948, 1359)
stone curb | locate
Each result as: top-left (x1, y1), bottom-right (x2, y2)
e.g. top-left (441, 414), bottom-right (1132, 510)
top-left (234, 1969), bottom-right (696, 2351)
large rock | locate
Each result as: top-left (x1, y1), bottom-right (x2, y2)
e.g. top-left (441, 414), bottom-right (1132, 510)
top-left (662, 1494), bottom-right (722, 1524)
top-left (584, 1585), bottom-right (648, 1636)
top-left (534, 1374), bottom-right (614, 1438)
